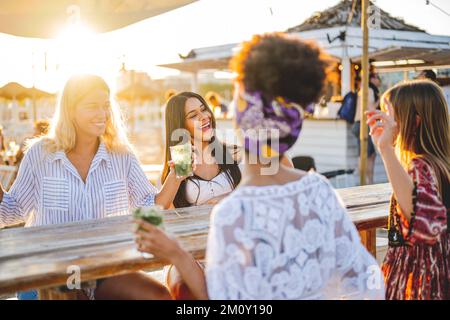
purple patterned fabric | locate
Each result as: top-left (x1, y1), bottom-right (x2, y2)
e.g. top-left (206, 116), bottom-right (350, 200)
top-left (232, 87), bottom-right (313, 157)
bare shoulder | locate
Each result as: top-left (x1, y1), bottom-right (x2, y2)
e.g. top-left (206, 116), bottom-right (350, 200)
top-left (283, 166), bottom-right (309, 182)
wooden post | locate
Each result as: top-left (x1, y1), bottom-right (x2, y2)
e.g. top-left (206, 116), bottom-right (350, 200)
top-left (403, 70), bottom-right (409, 81)
top-left (191, 71), bottom-right (198, 92)
top-left (359, 229), bottom-right (377, 257)
top-left (359, 0), bottom-right (369, 186)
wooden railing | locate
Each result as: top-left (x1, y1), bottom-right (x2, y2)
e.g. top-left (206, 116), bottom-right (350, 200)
top-left (0, 183), bottom-right (391, 299)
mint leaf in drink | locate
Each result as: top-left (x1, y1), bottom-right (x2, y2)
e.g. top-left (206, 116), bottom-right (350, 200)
top-left (133, 206), bottom-right (164, 228)
top-left (175, 161), bottom-right (192, 177)
top-left (141, 211), bottom-right (163, 226)
top-left (170, 143), bottom-right (193, 177)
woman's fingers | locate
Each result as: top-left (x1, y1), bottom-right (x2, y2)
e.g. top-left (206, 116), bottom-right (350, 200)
top-left (134, 227), bottom-right (154, 241)
top-left (369, 122), bottom-right (384, 136)
top-left (136, 239), bottom-right (155, 254)
top-left (135, 229), bottom-right (154, 242)
top-left (136, 232), bottom-right (154, 245)
top-left (383, 97), bottom-right (395, 117)
top-left (365, 110), bottom-right (383, 120)
top-left (135, 219), bottom-right (158, 233)
top-left (135, 231), bottom-right (175, 259)
top-left (134, 222), bottom-right (168, 248)
top-left (168, 161), bottom-right (176, 176)
top-left (135, 229), bottom-right (158, 252)
top-left (192, 153), bottom-right (197, 172)
top-left (366, 112), bottom-right (390, 126)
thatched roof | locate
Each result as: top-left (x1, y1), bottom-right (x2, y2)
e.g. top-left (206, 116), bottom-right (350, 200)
top-left (287, 0), bottom-right (424, 33)
top-left (0, 82), bottom-right (55, 100)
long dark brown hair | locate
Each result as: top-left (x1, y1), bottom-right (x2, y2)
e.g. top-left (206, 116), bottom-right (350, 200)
top-left (161, 91), bottom-right (241, 208)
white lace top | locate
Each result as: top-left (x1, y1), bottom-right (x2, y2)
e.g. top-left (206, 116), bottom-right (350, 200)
top-left (185, 171), bottom-right (234, 206)
top-left (205, 172), bottom-right (385, 300)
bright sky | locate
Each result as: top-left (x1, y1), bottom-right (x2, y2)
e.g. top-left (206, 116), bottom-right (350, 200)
top-left (0, 0), bottom-right (449, 92)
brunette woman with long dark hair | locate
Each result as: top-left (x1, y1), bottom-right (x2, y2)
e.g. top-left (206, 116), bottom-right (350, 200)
top-left (158, 91), bottom-right (241, 209)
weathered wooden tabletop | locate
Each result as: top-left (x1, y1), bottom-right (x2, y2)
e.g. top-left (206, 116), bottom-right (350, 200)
top-left (0, 183), bottom-right (392, 295)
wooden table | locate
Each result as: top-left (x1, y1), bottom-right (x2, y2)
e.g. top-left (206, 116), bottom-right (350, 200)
top-left (0, 183), bottom-right (391, 299)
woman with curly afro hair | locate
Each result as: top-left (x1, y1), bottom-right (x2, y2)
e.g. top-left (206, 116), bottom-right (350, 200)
top-left (135, 33), bottom-right (385, 300)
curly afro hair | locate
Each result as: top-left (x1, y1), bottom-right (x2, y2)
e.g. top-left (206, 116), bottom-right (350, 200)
top-left (230, 33), bottom-right (331, 108)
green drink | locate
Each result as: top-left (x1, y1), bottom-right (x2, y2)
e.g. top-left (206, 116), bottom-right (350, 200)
top-left (170, 143), bottom-right (193, 178)
top-left (133, 206), bottom-right (164, 259)
top-left (133, 206), bottom-right (164, 229)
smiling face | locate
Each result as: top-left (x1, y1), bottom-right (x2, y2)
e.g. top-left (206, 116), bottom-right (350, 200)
top-left (184, 97), bottom-right (214, 142)
top-left (73, 89), bottom-right (110, 139)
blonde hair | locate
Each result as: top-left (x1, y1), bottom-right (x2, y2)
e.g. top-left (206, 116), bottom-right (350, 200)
top-left (28, 74), bottom-right (132, 154)
top-left (382, 80), bottom-right (450, 194)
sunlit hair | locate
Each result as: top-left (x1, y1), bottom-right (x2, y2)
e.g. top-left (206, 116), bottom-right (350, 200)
top-left (382, 80), bottom-right (450, 194)
top-left (230, 32), bottom-right (331, 107)
top-left (28, 74), bottom-right (132, 154)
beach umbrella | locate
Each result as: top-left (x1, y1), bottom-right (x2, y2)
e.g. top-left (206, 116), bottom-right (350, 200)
top-left (0, 0), bottom-right (197, 38)
top-left (0, 82), bottom-right (55, 100)
top-left (116, 83), bottom-right (156, 101)
top-left (0, 82), bottom-right (29, 100)
top-left (0, 82), bottom-right (55, 121)
top-left (28, 87), bottom-right (55, 99)
top-left (116, 83), bottom-right (157, 135)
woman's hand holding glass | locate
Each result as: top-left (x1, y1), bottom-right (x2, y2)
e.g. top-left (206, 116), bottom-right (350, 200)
top-left (167, 144), bottom-right (198, 182)
top-left (134, 218), bottom-right (184, 264)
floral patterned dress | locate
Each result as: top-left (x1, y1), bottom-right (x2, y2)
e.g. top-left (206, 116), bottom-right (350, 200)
top-left (382, 158), bottom-right (450, 300)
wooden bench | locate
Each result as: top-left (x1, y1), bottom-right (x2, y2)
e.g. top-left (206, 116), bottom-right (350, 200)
top-left (0, 183), bottom-right (391, 300)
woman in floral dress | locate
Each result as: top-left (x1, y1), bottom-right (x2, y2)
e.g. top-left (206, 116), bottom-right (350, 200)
top-left (367, 80), bottom-right (450, 299)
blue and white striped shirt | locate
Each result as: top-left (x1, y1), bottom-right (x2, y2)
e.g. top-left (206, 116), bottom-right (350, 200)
top-left (0, 141), bottom-right (157, 228)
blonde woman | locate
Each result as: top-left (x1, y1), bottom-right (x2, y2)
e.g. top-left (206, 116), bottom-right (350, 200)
top-left (0, 74), bottom-right (173, 300)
